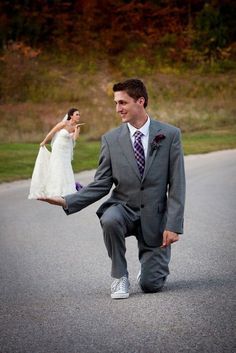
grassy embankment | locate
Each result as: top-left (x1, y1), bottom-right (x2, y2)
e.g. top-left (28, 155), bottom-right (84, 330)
top-left (1, 130), bottom-right (235, 183)
top-left (0, 54), bottom-right (235, 182)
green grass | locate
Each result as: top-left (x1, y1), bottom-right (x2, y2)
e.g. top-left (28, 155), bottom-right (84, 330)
top-left (0, 131), bottom-right (235, 183)
top-left (183, 130), bottom-right (236, 155)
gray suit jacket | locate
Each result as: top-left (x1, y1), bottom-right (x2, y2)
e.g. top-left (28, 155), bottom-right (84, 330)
top-left (65, 119), bottom-right (186, 246)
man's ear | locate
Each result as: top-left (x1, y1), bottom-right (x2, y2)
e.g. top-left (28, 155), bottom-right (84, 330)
top-left (137, 97), bottom-right (145, 106)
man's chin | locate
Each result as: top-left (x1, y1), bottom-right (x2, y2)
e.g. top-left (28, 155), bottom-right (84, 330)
top-left (121, 116), bottom-right (128, 123)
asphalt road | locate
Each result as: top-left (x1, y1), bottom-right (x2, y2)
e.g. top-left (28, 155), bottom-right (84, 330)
top-left (0, 150), bottom-right (235, 353)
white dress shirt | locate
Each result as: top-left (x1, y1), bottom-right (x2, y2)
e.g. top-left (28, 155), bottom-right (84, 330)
top-left (127, 116), bottom-right (150, 158)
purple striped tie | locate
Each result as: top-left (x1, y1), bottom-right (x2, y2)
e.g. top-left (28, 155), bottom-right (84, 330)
top-left (134, 131), bottom-right (145, 177)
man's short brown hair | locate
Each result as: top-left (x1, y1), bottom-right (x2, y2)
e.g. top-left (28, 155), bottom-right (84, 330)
top-left (113, 79), bottom-right (148, 108)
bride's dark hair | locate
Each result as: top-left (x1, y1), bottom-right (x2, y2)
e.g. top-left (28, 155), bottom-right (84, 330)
top-left (67, 108), bottom-right (79, 120)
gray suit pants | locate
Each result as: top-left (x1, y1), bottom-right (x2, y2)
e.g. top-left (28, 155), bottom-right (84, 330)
top-left (100, 204), bottom-right (171, 293)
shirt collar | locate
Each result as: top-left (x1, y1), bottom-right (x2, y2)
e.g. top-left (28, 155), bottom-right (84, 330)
top-left (128, 116), bottom-right (150, 137)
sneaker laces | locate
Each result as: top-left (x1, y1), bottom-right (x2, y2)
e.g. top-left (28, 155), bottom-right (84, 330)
top-left (111, 276), bottom-right (128, 292)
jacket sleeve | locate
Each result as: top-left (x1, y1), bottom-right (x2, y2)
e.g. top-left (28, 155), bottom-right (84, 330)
top-left (165, 129), bottom-right (186, 234)
top-left (64, 136), bottom-right (113, 215)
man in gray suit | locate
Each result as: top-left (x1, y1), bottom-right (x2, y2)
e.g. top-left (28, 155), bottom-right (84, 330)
top-left (39, 79), bottom-right (185, 300)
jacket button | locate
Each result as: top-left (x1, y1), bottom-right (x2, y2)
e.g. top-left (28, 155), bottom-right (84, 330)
top-left (141, 187), bottom-right (144, 191)
top-left (141, 204), bottom-right (144, 208)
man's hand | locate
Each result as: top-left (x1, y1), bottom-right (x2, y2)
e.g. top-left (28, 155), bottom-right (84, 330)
top-left (37, 196), bottom-right (66, 208)
top-left (161, 230), bottom-right (179, 248)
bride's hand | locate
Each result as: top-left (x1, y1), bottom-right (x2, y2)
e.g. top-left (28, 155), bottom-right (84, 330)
top-left (40, 142), bottom-right (45, 147)
top-left (37, 196), bottom-right (66, 207)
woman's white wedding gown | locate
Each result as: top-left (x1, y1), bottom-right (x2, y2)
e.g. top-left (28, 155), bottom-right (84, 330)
top-left (28, 129), bottom-right (77, 199)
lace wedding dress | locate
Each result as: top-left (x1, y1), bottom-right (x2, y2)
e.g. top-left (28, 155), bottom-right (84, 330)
top-left (28, 129), bottom-right (77, 199)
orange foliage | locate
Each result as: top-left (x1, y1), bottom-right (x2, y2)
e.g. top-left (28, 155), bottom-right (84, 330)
top-left (2, 42), bottom-right (41, 60)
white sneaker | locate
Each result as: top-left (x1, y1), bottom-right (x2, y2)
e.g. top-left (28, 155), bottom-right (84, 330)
top-left (111, 276), bottom-right (130, 299)
top-left (137, 270), bottom-right (141, 284)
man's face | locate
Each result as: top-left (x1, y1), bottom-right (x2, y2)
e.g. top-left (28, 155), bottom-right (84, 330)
top-left (114, 91), bottom-right (144, 125)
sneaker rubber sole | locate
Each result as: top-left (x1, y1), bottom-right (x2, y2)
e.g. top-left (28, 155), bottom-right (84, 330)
top-left (111, 292), bottom-right (129, 299)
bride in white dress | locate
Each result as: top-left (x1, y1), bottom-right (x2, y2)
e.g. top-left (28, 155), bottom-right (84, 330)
top-left (28, 108), bottom-right (82, 199)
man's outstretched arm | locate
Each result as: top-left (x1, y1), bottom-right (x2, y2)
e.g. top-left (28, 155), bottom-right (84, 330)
top-left (38, 196), bottom-right (66, 207)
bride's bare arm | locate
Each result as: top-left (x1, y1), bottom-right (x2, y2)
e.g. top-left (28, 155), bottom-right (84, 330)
top-left (73, 126), bottom-right (80, 141)
top-left (37, 196), bottom-right (66, 207)
top-left (40, 122), bottom-right (65, 146)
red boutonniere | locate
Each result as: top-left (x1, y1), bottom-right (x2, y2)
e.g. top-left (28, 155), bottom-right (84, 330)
top-left (150, 134), bottom-right (166, 156)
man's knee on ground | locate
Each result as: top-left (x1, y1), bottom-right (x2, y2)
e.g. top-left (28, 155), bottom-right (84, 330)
top-left (140, 275), bottom-right (166, 293)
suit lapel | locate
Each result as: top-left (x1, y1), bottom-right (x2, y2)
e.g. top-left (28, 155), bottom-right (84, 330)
top-left (118, 124), bottom-right (141, 180)
top-left (118, 120), bottom-right (164, 181)
top-left (143, 120), bottom-right (162, 180)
